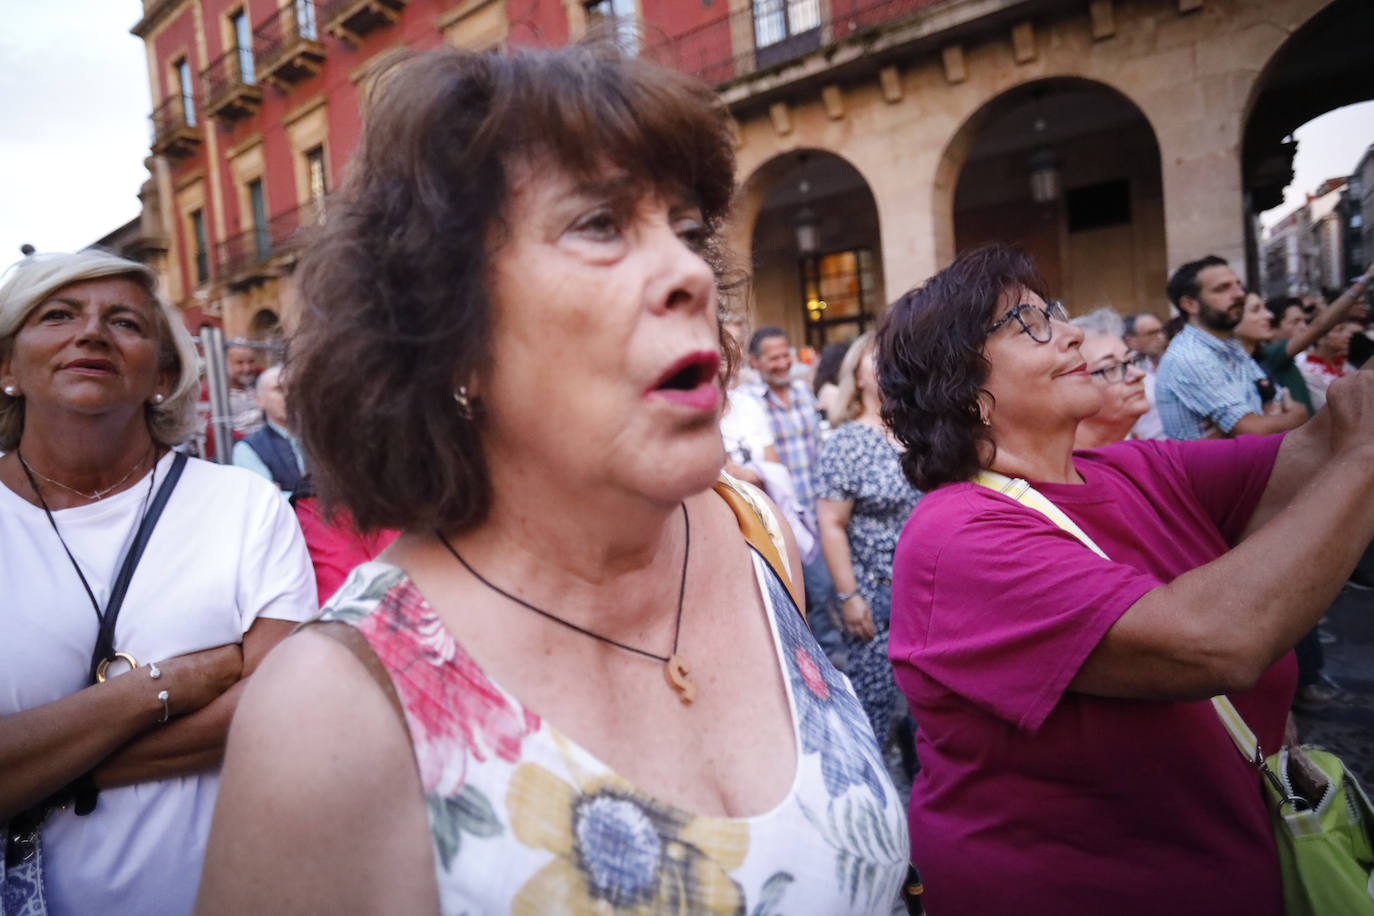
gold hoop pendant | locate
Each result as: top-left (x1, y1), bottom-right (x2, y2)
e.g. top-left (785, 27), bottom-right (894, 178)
top-left (95, 652), bottom-right (140, 683)
top-left (664, 653), bottom-right (696, 705)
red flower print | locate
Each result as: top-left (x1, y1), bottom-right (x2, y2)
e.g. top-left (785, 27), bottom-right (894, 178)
top-left (795, 647), bottom-right (829, 700)
top-left (358, 580), bottom-right (540, 794)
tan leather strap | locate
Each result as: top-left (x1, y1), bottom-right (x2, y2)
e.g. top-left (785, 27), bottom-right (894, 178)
top-left (304, 619), bottom-right (410, 735)
top-left (713, 475), bottom-right (806, 620)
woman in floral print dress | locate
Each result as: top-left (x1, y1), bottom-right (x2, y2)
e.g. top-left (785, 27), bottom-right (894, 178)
top-left (196, 45), bottom-right (908, 915)
top-left (816, 334), bottom-right (921, 762)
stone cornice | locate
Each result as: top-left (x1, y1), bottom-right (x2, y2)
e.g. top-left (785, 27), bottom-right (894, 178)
top-left (131, 0), bottom-right (190, 38)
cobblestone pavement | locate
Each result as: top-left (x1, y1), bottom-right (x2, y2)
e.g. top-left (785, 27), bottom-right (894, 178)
top-left (1292, 583), bottom-right (1374, 789)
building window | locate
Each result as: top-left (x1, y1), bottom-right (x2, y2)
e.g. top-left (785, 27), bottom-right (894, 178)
top-left (190, 208), bottom-right (209, 284)
top-left (176, 57), bottom-right (197, 127)
top-left (306, 145), bottom-right (328, 201)
top-left (585, 0), bottom-right (636, 55)
top-left (249, 179), bottom-right (270, 261)
top-left (296, 0), bottom-right (317, 40)
top-left (231, 9), bottom-right (255, 85)
top-left (752, 0), bottom-right (820, 49)
top-left (798, 248), bottom-right (876, 349)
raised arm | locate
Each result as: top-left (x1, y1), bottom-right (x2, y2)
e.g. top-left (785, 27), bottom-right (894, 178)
top-left (1071, 364), bottom-right (1374, 700)
top-left (1283, 264), bottom-right (1372, 358)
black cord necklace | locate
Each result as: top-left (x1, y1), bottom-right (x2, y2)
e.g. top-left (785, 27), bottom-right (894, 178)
top-left (17, 449), bottom-right (158, 631)
top-left (436, 502), bottom-right (697, 704)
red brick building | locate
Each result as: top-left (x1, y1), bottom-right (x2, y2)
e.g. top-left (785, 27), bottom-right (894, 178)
top-left (130, 0), bottom-right (1370, 347)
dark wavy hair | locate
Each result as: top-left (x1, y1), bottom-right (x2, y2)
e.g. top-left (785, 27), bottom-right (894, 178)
top-left (289, 44), bottom-right (737, 533)
top-left (877, 244), bottom-right (1048, 491)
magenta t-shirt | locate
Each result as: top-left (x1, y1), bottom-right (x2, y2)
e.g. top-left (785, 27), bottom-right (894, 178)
top-left (890, 434), bottom-right (1293, 915)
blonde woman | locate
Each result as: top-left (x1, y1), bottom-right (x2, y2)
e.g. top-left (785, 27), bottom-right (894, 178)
top-left (816, 333), bottom-right (921, 750)
top-left (0, 250), bottom-right (315, 913)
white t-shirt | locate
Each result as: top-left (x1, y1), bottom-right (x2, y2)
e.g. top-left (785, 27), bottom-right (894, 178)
top-left (0, 452), bottom-right (317, 915)
top-left (1294, 351), bottom-right (1345, 412)
top-left (720, 387), bottom-right (774, 465)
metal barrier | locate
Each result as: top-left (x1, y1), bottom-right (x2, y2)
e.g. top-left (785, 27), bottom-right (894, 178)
top-left (192, 329), bottom-right (284, 464)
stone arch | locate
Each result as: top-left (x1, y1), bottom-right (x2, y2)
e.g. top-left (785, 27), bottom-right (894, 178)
top-left (248, 308), bottom-right (281, 341)
top-left (731, 147), bottom-right (884, 351)
top-left (1239, 0), bottom-right (1374, 284)
top-left (935, 77), bottom-right (1160, 260)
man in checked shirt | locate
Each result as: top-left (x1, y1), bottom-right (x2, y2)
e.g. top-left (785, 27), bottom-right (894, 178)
top-left (747, 326), bottom-right (846, 664)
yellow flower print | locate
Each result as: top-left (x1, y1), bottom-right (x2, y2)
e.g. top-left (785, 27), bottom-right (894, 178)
top-left (507, 753), bottom-right (749, 915)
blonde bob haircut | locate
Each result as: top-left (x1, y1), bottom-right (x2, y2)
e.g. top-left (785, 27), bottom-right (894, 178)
top-left (0, 250), bottom-right (201, 451)
top-left (830, 331), bottom-right (875, 426)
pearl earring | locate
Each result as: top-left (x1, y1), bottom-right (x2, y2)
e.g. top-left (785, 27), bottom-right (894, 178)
top-left (151, 393), bottom-right (165, 405)
top-left (2, 385), bottom-right (16, 397)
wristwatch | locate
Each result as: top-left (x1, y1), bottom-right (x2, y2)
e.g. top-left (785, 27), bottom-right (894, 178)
top-left (836, 588), bottom-right (861, 604)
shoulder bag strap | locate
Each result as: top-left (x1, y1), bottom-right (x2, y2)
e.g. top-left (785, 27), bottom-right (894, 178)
top-left (970, 469), bottom-right (1276, 777)
top-left (713, 473), bottom-right (806, 620)
top-left (87, 452), bottom-right (188, 684)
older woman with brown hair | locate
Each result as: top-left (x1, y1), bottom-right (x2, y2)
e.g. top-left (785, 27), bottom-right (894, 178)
top-left (878, 243), bottom-right (1374, 915)
top-left (1069, 307), bottom-right (1150, 449)
top-left (0, 250), bottom-right (315, 913)
top-left (197, 45), bottom-right (908, 915)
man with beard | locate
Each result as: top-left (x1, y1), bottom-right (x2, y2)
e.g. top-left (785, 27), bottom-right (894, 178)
top-left (1155, 256), bottom-right (1307, 439)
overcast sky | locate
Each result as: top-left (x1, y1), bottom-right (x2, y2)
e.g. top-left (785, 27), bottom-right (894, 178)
top-left (0, 2), bottom-right (1369, 272)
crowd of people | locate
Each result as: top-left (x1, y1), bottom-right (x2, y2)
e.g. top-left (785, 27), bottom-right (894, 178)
top-left (2, 40), bottom-right (1372, 916)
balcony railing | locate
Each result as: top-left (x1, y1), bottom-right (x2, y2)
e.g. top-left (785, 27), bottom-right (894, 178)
top-left (201, 48), bottom-right (263, 122)
top-left (254, 1), bottom-right (326, 88)
top-left (318, 0), bottom-right (406, 45)
top-left (215, 201), bottom-right (323, 283)
top-left (150, 95), bottom-right (202, 157)
top-left (644, 0), bottom-right (946, 87)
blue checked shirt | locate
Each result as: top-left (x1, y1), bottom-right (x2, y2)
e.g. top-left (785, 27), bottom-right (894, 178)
top-left (1154, 324), bottom-right (1266, 439)
top-left (753, 379), bottom-right (821, 511)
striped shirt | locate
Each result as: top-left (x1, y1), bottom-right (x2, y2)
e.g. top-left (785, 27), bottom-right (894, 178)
top-left (753, 380), bottom-right (821, 511)
top-left (1155, 324), bottom-right (1265, 439)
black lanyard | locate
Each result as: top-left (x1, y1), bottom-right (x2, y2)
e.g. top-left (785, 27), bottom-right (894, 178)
top-left (17, 451), bottom-right (189, 683)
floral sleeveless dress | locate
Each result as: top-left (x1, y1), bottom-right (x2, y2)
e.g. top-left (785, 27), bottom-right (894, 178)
top-left (320, 536), bottom-right (908, 914)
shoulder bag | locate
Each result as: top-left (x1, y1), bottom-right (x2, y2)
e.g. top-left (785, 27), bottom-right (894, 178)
top-left (972, 468), bottom-right (1374, 915)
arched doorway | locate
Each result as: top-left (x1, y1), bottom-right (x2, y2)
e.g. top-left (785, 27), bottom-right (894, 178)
top-left (743, 149), bottom-right (884, 352)
top-left (946, 78), bottom-right (1166, 317)
top-left (1242, 0), bottom-right (1374, 293)
top-left (248, 308), bottom-right (282, 354)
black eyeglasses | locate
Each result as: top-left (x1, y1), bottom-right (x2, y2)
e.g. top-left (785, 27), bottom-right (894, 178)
top-left (1089, 352), bottom-right (1149, 384)
top-left (987, 300), bottom-right (1070, 343)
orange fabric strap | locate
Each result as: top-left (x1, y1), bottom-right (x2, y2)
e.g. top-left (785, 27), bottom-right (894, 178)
top-left (712, 476), bottom-right (806, 621)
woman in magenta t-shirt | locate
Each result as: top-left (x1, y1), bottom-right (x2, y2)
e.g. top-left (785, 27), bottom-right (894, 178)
top-left (876, 244), bottom-right (1374, 915)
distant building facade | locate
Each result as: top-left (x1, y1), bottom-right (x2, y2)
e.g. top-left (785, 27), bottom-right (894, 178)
top-left (129, 0), bottom-right (1370, 345)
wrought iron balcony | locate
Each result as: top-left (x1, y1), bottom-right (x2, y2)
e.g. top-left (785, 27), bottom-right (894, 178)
top-left (254, 1), bottom-right (326, 89)
top-left (318, 0), bottom-right (406, 46)
top-left (215, 201), bottom-right (323, 284)
top-left (643, 0), bottom-right (945, 88)
top-left (150, 95), bottom-right (202, 158)
top-left (201, 48), bottom-right (263, 122)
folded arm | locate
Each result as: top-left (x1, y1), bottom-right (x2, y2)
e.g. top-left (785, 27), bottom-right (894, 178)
top-left (92, 617), bottom-right (295, 788)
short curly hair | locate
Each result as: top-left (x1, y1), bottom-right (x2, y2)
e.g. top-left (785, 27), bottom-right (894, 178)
top-left (289, 43), bottom-right (737, 533)
top-left (877, 244), bottom-right (1048, 491)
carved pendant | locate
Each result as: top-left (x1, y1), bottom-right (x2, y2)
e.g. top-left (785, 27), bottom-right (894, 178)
top-left (664, 653), bottom-right (696, 705)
